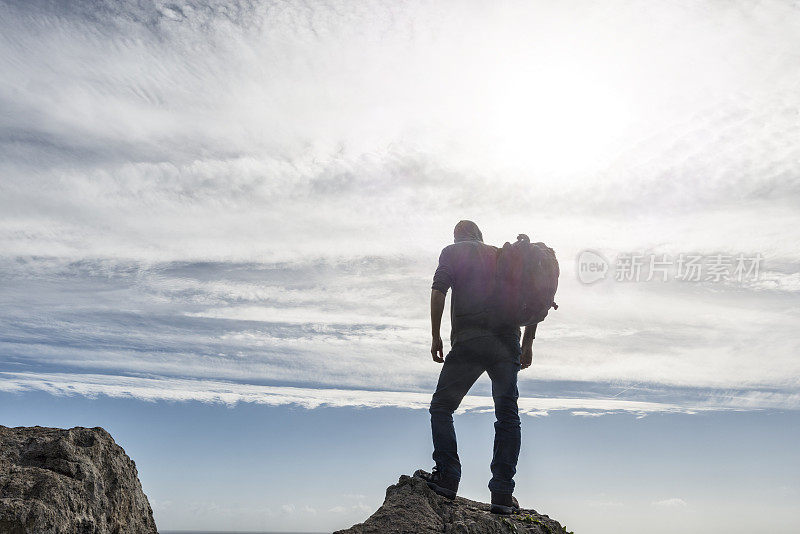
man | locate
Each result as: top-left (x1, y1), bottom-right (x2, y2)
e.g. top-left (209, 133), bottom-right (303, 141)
top-left (414, 220), bottom-right (536, 515)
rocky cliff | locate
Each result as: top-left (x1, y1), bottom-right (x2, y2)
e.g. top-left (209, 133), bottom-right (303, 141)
top-left (335, 474), bottom-right (572, 534)
top-left (0, 425), bottom-right (158, 534)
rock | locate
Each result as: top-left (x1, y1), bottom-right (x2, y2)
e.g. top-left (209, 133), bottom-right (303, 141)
top-left (334, 474), bottom-right (572, 534)
top-left (0, 425), bottom-right (158, 534)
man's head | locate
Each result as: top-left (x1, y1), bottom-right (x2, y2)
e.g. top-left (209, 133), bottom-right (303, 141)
top-left (453, 220), bottom-right (483, 243)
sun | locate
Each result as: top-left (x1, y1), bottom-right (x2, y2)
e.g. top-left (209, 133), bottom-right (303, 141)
top-left (485, 59), bottom-right (633, 176)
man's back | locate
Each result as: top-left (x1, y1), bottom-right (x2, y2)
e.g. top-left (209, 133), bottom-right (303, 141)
top-left (432, 237), bottom-right (517, 345)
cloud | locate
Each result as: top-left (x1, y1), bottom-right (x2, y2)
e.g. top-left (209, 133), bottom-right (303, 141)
top-left (1, 1), bottom-right (799, 416)
top-left (2, 1), bottom-right (800, 262)
top-left (276, 503), bottom-right (317, 516)
top-left (652, 498), bottom-right (687, 508)
top-left (1, 254), bottom-right (799, 413)
top-left (1, 372), bottom-right (798, 416)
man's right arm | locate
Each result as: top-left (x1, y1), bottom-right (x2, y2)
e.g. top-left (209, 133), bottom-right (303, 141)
top-left (430, 289), bottom-right (446, 363)
top-left (430, 247), bottom-right (453, 363)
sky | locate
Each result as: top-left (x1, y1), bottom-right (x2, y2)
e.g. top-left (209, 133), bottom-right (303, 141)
top-left (0, 0), bottom-right (799, 533)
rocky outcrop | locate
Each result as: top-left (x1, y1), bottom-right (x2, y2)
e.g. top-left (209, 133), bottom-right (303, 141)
top-left (0, 425), bottom-right (158, 534)
top-left (335, 474), bottom-right (572, 534)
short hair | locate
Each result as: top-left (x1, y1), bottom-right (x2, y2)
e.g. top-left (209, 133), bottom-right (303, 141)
top-left (453, 220), bottom-right (483, 243)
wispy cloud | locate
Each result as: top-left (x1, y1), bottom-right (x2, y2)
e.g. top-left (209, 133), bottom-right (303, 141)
top-left (1, 0), bottom-right (799, 415)
top-left (2, 257), bottom-right (798, 406)
top-left (2, 372), bottom-right (797, 416)
top-left (652, 498), bottom-right (687, 508)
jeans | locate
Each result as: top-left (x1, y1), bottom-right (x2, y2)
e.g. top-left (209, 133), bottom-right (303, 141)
top-left (429, 334), bottom-right (522, 494)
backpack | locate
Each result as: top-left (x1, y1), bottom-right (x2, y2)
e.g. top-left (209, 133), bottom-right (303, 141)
top-left (488, 234), bottom-right (559, 330)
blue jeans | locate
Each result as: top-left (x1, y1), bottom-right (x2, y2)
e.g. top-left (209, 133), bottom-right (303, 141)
top-left (429, 334), bottom-right (522, 494)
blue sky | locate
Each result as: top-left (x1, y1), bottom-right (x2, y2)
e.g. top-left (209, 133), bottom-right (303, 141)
top-left (2, 391), bottom-right (799, 533)
top-left (1, 0), bottom-right (799, 532)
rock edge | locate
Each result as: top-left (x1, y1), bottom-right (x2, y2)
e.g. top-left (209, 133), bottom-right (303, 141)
top-left (335, 474), bottom-right (572, 534)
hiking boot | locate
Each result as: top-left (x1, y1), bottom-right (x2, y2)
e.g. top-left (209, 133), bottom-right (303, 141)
top-left (413, 468), bottom-right (459, 499)
top-left (490, 492), bottom-right (520, 515)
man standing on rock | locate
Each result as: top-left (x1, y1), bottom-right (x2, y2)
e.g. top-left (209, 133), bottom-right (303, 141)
top-left (415, 220), bottom-right (537, 515)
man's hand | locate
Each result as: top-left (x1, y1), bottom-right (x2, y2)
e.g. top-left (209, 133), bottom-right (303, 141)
top-left (520, 323), bottom-right (536, 370)
top-left (431, 335), bottom-right (444, 363)
top-left (520, 344), bottom-right (533, 370)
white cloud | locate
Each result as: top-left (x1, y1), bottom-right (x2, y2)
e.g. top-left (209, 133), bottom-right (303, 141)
top-left (2, 0), bottom-right (800, 262)
top-left (1, 372), bottom-right (797, 415)
top-left (1, 256), bottom-right (798, 400)
top-left (1, 0), bottom-right (799, 417)
top-left (652, 498), bottom-right (687, 508)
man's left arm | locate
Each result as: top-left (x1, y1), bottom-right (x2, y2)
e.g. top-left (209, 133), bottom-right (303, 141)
top-left (520, 322), bottom-right (537, 370)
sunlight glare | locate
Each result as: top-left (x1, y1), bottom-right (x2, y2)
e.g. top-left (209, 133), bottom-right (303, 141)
top-left (485, 51), bottom-right (632, 176)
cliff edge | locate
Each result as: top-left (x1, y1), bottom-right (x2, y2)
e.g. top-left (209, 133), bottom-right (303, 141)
top-left (0, 425), bottom-right (158, 534)
top-left (335, 474), bottom-right (572, 534)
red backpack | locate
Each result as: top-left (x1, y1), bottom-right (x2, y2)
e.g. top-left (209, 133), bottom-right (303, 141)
top-left (489, 234), bottom-right (559, 329)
